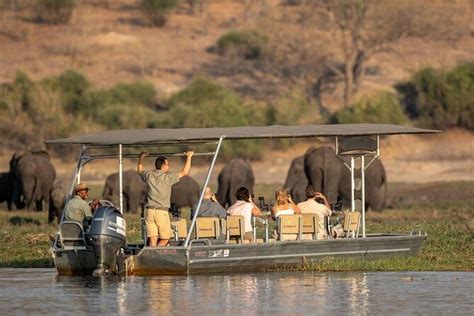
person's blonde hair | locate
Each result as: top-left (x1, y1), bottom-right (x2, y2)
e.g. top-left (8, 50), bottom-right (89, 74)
top-left (275, 188), bottom-right (289, 206)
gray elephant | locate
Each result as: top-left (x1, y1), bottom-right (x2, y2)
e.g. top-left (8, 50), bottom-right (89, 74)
top-left (304, 146), bottom-right (342, 205)
top-left (48, 180), bottom-right (67, 223)
top-left (170, 175), bottom-right (200, 208)
top-left (102, 169), bottom-right (146, 213)
top-left (338, 158), bottom-right (387, 211)
top-left (9, 150), bottom-right (56, 211)
top-left (283, 156), bottom-right (308, 204)
top-left (0, 172), bottom-right (12, 210)
top-left (217, 159), bottom-right (255, 207)
top-left (304, 146), bottom-right (387, 211)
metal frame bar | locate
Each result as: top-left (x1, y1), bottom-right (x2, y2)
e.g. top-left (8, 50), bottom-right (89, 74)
top-left (118, 144), bottom-right (123, 214)
top-left (59, 145), bottom-right (87, 224)
top-left (184, 136), bottom-right (225, 246)
top-left (335, 135), bottom-right (381, 238)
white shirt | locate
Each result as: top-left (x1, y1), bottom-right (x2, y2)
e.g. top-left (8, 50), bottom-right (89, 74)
top-left (227, 200), bottom-right (254, 233)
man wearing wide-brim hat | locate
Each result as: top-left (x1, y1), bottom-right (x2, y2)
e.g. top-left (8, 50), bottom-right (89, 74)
top-left (63, 182), bottom-right (93, 226)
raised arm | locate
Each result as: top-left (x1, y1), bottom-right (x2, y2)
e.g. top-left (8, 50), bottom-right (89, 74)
top-left (178, 151), bottom-right (194, 178)
top-left (250, 196), bottom-right (262, 217)
top-left (137, 152), bottom-right (148, 173)
top-left (288, 195), bottom-right (301, 214)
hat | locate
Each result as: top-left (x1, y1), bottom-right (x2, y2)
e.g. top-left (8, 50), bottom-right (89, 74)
top-left (75, 182), bottom-right (90, 193)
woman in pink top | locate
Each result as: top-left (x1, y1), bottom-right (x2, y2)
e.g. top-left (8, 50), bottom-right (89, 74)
top-left (271, 188), bottom-right (301, 220)
top-left (227, 187), bottom-right (262, 242)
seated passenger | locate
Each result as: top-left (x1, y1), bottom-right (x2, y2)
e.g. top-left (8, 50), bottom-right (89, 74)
top-left (227, 187), bottom-right (262, 242)
top-left (63, 183), bottom-right (95, 228)
top-left (271, 188), bottom-right (301, 220)
top-left (297, 185), bottom-right (332, 239)
top-left (191, 186), bottom-right (226, 219)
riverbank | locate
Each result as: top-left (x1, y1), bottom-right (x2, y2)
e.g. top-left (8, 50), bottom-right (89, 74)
top-left (0, 181), bottom-right (472, 271)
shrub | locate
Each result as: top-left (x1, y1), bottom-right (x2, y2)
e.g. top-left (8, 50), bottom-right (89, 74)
top-left (396, 62), bottom-right (474, 130)
top-left (108, 81), bottom-right (156, 108)
top-left (140, 0), bottom-right (177, 27)
top-left (96, 103), bottom-right (160, 129)
top-left (217, 30), bottom-right (268, 59)
top-left (35, 0), bottom-right (76, 24)
top-left (165, 76), bottom-right (264, 159)
top-left (334, 91), bottom-right (408, 124)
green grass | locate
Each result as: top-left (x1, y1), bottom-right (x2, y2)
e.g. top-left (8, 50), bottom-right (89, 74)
top-left (0, 181), bottom-right (473, 270)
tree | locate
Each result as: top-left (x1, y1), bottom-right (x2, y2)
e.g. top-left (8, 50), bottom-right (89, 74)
top-left (303, 0), bottom-right (469, 107)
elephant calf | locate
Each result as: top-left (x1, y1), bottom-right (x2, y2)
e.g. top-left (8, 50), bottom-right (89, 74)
top-left (49, 180), bottom-right (67, 223)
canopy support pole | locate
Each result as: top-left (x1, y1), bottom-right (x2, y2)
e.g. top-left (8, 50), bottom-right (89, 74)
top-left (119, 144), bottom-right (123, 214)
top-left (361, 155), bottom-right (366, 237)
top-left (60, 145), bottom-right (87, 224)
top-left (184, 136), bottom-right (225, 247)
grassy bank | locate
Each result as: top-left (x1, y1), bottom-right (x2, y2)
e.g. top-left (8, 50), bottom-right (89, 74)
top-left (0, 182), bottom-right (473, 270)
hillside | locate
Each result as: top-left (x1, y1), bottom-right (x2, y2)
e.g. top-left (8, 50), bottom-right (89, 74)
top-left (0, 1), bottom-right (472, 102)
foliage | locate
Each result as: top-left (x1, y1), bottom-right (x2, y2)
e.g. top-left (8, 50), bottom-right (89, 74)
top-left (217, 30), bottom-right (268, 59)
top-left (34, 0), bottom-right (76, 24)
top-left (96, 103), bottom-right (160, 129)
top-left (396, 62), bottom-right (474, 130)
top-left (140, 0), bottom-right (177, 27)
top-left (334, 91), bottom-right (408, 124)
top-left (165, 76), bottom-right (264, 159)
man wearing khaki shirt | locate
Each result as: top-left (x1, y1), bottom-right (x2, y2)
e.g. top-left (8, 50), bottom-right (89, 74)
top-left (297, 185), bottom-right (332, 239)
top-left (137, 151), bottom-right (194, 247)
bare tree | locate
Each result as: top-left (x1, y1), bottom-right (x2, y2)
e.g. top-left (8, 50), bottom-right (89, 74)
top-left (302, 0), bottom-right (470, 107)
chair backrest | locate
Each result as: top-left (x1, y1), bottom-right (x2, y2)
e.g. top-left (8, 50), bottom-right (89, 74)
top-left (59, 221), bottom-right (87, 249)
top-left (277, 214), bottom-right (302, 241)
top-left (171, 218), bottom-right (187, 240)
top-left (196, 217), bottom-right (220, 239)
top-left (226, 215), bottom-right (244, 243)
top-left (302, 214), bottom-right (318, 240)
top-left (343, 211), bottom-right (361, 237)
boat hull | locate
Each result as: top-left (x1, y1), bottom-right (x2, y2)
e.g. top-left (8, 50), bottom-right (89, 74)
top-left (52, 234), bottom-right (426, 276)
top-left (126, 234), bottom-right (426, 275)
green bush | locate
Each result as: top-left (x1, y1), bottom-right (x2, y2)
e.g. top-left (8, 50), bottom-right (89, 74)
top-left (217, 30), bottom-right (268, 59)
top-left (165, 76), bottom-right (264, 159)
top-left (96, 103), bottom-right (160, 129)
top-left (334, 91), bottom-right (408, 124)
top-left (140, 0), bottom-right (177, 27)
top-left (108, 81), bottom-right (156, 108)
top-left (396, 62), bottom-right (474, 130)
top-left (35, 0), bottom-right (76, 24)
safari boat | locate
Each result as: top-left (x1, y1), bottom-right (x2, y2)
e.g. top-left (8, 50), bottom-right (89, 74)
top-left (47, 124), bottom-right (438, 276)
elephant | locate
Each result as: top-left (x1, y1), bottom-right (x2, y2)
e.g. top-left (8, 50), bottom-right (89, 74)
top-left (0, 172), bottom-right (12, 210)
top-left (283, 156), bottom-right (307, 204)
top-left (304, 146), bottom-right (342, 205)
top-left (9, 150), bottom-right (56, 211)
top-left (217, 159), bottom-right (255, 208)
top-left (338, 158), bottom-right (387, 211)
top-left (170, 175), bottom-right (200, 208)
top-left (48, 180), bottom-right (67, 223)
top-left (102, 169), bottom-right (146, 213)
top-left (304, 146), bottom-right (387, 211)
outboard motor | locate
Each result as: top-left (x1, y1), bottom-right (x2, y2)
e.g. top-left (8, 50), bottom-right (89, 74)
top-left (86, 206), bottom-right (126, 277)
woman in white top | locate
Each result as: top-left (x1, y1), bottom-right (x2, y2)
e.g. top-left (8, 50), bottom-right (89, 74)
top-left (227, 187), bottom-right (262, 242)
top-left (271, 188), bottom-right (301, 220)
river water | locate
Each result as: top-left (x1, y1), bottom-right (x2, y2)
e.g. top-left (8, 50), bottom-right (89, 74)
top-left (0, 269), bottom-right (472, 315)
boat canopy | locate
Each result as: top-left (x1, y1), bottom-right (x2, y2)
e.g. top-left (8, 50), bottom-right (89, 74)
top-left (46, 124), bottom-right (439, 146)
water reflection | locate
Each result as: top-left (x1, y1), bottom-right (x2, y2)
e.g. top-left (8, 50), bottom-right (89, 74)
top-left (0, 269), bottom-right (472, 315)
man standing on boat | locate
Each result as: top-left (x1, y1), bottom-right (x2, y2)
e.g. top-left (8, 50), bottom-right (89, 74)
top-left (137, 151), bottom-right (194, 247)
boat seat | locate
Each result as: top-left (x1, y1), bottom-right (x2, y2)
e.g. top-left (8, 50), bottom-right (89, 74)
top-left (58, 221), bottom-right (87, 250)
top-left (171, 218), bottom-right (187, 241)
top-left (343, 211), bottom-right (361, 238)
top-left (302, 214), bottom-right (319, 240)
top-left (226, 215), bottom-right (245, 244)
top-left (196, 217), bottom-right (221, 239)
top-left (277, 214), bottom-right (302, 241)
